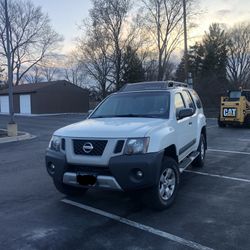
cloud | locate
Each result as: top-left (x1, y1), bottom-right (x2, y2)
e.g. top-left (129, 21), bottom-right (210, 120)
top-left (216, 9), bottom-right (232, 17)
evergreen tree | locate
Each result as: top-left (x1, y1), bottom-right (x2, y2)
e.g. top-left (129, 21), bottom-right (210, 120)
top-left (175, 56), bottom-right (186, 82)
top-left (122, 46), bottom-right (145, 84)
top-left (176, 24), bottom-right (229, 108)
top-left (175, 43), bottom-right (204, 87)
top-left (199, 23), bottom-right (229, 107)
top-left (201, 23), bottom-right (228, 83)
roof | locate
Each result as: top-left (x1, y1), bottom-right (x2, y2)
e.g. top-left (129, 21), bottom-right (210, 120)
top-left (119, 81), bottom-right (188, 93)
top-left (0, 80), bottom-right (83, 95)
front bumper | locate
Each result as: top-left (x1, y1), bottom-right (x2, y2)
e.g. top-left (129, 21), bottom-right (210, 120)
top-left (45, 149), bottom-right (164, 191)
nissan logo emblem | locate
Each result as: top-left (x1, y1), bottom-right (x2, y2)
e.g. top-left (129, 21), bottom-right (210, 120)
top-left (83, 142), bottom-right (94, 153)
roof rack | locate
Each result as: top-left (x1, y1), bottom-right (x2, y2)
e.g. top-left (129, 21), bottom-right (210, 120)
top-left (167, 81), bottom-right (188, 88)
top-left (119, 81), bottom-right (188, 92)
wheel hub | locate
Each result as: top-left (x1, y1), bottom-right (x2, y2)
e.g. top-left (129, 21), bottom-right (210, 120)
top-left (159, 168), bottom-right (176, 201)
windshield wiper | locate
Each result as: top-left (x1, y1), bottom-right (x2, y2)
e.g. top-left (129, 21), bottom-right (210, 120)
top-left (91, 114), bottom-right (160, 118)
top-left (90, 115), bottom-right (109, 118)
top-left (113, 114), bottom-right (157, 118)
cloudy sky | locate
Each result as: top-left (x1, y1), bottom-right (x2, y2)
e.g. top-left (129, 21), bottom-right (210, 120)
top-left (32, 0), bottom-right (250, 54)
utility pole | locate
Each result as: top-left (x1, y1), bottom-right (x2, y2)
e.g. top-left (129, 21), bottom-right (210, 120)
top-left (5, 0), bottom-right (17, 136)
top-left (183, 0), bottom-right (188, 84)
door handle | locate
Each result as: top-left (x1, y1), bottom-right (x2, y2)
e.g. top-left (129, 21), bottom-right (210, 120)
top-left (188, 121), bottom-right (192, 125)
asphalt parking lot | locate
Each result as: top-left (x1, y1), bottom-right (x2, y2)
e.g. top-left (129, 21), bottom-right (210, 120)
top-left (0, 114), bottom-right (250, 250)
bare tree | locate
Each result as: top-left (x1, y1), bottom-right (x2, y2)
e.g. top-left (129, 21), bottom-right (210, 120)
top-left (23, 56), bottom-right (61, 83)
top-left (90, 0), bottom-right (132, 90)
top-left (41, 66), bottom-right (58, 82)
top-left (77, 23), bottom-right (114, 98)
top-left (40, 57), bottom-right (60, 82)
top-left (0, 0), bottom-right (63, 85)
top-left (24, 65), bottom-right (43, 83)
top-left (140, 0), bottom-right (194, 80)
top-left (63, 52), bottom-right (86, 87)
top-left (227, 23), bottom-right (250, 88)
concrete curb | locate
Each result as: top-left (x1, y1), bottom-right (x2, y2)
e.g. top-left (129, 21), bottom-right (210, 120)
top-left (0, 130), bottom-right (36, 144)
top-left (0, 113), bottom-right (86, 117)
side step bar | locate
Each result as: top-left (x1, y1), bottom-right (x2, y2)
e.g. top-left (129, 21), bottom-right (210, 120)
top-left (179, 151), bottom-right (200, 173)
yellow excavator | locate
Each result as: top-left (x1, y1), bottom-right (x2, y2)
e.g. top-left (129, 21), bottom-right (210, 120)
top-left (218, 89), bottom-right (250, 127)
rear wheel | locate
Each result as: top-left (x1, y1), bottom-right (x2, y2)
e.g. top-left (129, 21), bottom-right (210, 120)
top-left (192, 134), bottom-right (206, 168)
top-left (218, 116), bottom-right (226, 127)
top-left (244, 115), bottom-right (250, 127)
top-left (144, 157), bottom-right (179, 210)
top-left (54, 178), bottom-right (88, 196)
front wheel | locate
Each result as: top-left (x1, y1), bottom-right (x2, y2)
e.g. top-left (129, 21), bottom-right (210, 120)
top-left (144, 157), bottom-right (180, 210)
top-left (218, 117), bottom-right (226, 128)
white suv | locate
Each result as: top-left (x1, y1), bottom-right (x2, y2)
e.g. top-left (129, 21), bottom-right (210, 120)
top-left (46, 81), bottom-right (207, 210)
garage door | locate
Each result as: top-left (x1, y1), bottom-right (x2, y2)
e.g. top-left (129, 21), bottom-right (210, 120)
top-left (20, 95), bottom-right (31, 114)
top-left (0, 96), bottom-right (10, 113)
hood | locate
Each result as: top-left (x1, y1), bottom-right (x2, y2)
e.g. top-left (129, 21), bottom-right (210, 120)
top-left (54, 117), bottom-right (168, 138)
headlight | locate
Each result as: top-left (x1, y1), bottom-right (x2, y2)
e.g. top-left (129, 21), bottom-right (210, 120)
top-left (124, 137), bottom-right (150, 155)
top-left (49, 136), bottom-right (61, 151)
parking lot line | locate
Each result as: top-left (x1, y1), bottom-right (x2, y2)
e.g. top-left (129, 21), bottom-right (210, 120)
top-left (62, 199), bottom-right (214, 250)
top-left (206, 125), bottom-right (218, 129)
top-left (208, 148), bottom-right (250, 156)
top-left (185, 170), bottom-right (250, 183)
top-left (238, 139), bottom-right (250, 142)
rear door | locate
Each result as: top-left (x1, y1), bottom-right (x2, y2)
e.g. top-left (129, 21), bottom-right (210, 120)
top-left (181, 90), bottom-right (197, 145)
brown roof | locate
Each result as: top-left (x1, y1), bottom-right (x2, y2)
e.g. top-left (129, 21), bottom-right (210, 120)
top-left (0, 80), bottom-right (74, 95)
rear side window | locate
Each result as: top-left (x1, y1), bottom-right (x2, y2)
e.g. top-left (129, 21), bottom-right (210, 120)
top-left (182, 90), bottom-right (196, 112)
top-left (175, 93), bottom-right (185, 113)
top-left (190, 90), bottom-right (202, 109)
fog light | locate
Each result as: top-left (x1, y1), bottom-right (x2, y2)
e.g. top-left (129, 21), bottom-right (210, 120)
top-left (47, 163), bottom-right (56, 176)
top-left (136, 170), bottom-right (143, 178)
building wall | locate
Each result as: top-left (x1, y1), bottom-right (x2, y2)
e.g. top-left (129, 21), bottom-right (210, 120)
top-left (31, 82), bottom-right (89, 114)
top-left (13, 94), bottom-right (20, 113)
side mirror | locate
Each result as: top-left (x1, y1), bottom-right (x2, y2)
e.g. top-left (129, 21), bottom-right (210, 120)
top-left (88, 109), bottom-right (93, 115)
top-left (177, 108), bottom-right (193, 120)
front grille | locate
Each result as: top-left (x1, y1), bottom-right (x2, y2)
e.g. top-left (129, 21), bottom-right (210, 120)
top-left (73, 139), bottom-right (108, 156)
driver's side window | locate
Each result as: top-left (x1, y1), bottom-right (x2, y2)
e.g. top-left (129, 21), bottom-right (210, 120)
top-left (175, 93), bottom-right (185, 118)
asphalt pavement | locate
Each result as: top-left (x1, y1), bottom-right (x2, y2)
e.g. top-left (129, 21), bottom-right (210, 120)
top-left (0, 114), bottom-right (250, 250)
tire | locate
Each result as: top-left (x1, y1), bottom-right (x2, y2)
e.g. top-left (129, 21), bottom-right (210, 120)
top-left (244, 115), bottom-right (250, 128)
top-left (192, 134), bottom-right (206, 168)
top-left (144, 157), bottom-right (180, 210)
top-left (218, 116), bottom-right (226, 127)
top-left (53, 178), bottom-right (88, 196)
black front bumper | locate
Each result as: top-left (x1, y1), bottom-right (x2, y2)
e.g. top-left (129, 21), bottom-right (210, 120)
top-left (45, 150), bottom-right (164, 191)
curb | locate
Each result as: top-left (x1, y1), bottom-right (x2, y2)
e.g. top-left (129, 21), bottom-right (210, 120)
top-left (0, 130), bottom-right (36, 144)
top-left (0, 113), bottom-right (86, 117)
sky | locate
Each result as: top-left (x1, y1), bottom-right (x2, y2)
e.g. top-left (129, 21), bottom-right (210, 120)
top-left (31, 0), bottom-right (250, 54)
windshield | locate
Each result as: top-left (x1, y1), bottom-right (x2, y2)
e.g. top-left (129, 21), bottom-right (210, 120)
top-left (229, 91), bottom-right (241, 99)
top-left (90, 91), bottom-right (170, 119)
